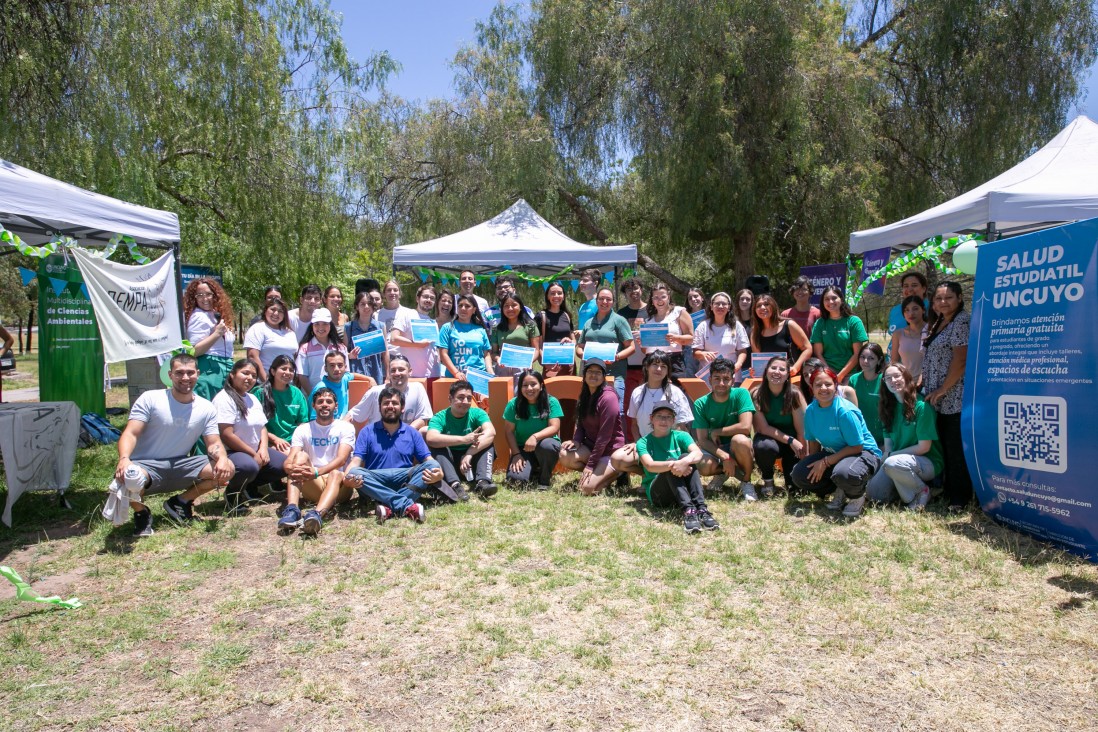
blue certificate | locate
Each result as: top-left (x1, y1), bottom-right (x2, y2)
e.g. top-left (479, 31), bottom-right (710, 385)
top-left (466, 367), bottom-right (492, 397)
top-left (410, 319), bottom-right (439, 344)
top-left (639, 323), bottom-right (670, 349)
top-left (542, 342), bottom-right (576, 365)
top-left (499, 343), bottom-right (536, 370)
top-left (582, 341), bottom-right (618, 364)
top-left (352, 330), bottom-right (387, 358)
top-left (690, 309), bottom-right (706, 328)
top-left (751, 352), bottom-right (786, 378)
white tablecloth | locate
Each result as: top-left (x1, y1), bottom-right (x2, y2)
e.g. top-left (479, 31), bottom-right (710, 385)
top-left (0, 402), bottom-right (80, 526)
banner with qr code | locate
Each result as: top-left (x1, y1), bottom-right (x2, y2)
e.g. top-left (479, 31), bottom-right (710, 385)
top-left (965, 217), bottom-right (1098, 561)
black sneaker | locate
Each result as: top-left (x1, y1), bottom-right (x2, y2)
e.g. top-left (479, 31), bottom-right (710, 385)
top-left (475, 480), bottom-right (499, 498)
top-left (164, 495), bottom-right (195, 523)
top-left (133, 509), bottom-right (154, 537)
top-left (683, 509), bottom-right (701, 534)
top-left (451, 482), bottom-right (470, 502)
top-left (698, 509), bottom-right (720, 531)
top-left (433, 481), bottom-right (462, 504)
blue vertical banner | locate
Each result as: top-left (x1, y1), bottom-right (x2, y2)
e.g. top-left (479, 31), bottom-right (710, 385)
top-left (860, 247), bottom-right (891, 296)
top-left (799, 263), bottom-right (846, 307)
top-left (964, 218), bottom-right (1098, 561)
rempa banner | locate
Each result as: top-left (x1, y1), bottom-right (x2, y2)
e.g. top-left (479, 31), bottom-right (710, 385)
top-left (70, 248), bottom-right (183, 363)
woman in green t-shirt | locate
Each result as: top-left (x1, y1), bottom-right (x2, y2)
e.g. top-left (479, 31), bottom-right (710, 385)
top-left (492, 293), bottom-right (542, 379)
top-left (254, 354), bottom-right (309, 453)
top-left (750, 355), bottom-right (808, 497)
top-left (848, 342), bottom-right (885, 448)
top-left (865, 364), bottom-right (942, 510)
top-left (810, 285), bottom-right (868, 383)
top-left (503, 370), bottom-right (563, 490)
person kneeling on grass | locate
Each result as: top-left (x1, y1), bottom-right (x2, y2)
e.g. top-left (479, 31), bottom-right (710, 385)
top-left (425, 380), bottom-right (499, 500)
top-left (691, 357), bottom-right (757, 500)
top-left (637, 401), bottom-right (719, 534)
top-left (345, 386), bottom-right (443, 524)
top-left (790, 367), bottom-right (881, 518)
top-left (503, 370), bottom-right (563, 490)
top-left (278, 388), bottom-right (357, 536)
top-left (111, 354), bottom-right (235, 537)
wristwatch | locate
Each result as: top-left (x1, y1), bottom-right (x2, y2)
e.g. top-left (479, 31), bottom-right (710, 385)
top-left (785, 434), bottom-right (794, 446)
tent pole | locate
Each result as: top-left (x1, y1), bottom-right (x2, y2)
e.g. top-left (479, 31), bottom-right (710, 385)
top-left (986, 222), bottom-right (999, 242)
top-left (172, 241), bottom-right (185, 334)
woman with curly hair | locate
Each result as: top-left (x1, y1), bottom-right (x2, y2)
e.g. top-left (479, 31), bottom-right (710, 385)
top-left (184, 277), bottom-right (236, 400)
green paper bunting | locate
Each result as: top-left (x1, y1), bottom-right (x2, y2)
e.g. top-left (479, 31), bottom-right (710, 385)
top-left (0, 566), bottom-right (83, 610)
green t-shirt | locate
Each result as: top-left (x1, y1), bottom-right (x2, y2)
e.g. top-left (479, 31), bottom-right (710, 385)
top-left (810, 315), bottom-right (868, 372)
top-left (759, 389), bottom-right (796, 434)
top-left (250, 384), bottom-right (308, 441)
top-left (887, 397), bottom-right (944, 476)
top-left (503, 395), bottom-right (563, 448)
top-left (849, 372), bottom-right (883, 447)
top-left (578, 310), bottom-right (634, 377)
top-left (428, 406), bottom-right (491, 455)
top-left (636, 429), bottom-right (696, 502)
top-left (692, 389), bottom-right (754, 449)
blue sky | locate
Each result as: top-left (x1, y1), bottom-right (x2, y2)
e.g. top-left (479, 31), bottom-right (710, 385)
top-left (328, 1), bottom-right (1097, 121)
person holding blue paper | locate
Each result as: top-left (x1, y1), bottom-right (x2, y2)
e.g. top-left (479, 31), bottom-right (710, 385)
top-left (536, 282), bottom-right (574, 377)
top-left (492, 293), bottom-right (542, 378)
top-left (503, 370), bottom-right (563, 490)
top-left (345, 291), bottom-right (389, 384)
top-left (390, 284), bottom-right (440, 379)
top-left (640, 282), bottom-right (695, 378)
top-left (576, 287), bottom-right (636, 410)
top-left (439, 295), bottom-right (495, 380)
top-left (750, 294), bottom-right (810, 377)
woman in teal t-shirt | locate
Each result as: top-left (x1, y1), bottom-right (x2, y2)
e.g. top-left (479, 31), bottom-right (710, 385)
top-left (848, 342), bottom-right (885, 448)
top-left (503, 370), bottom-right (563, 490)
top-left (810, 285), bottom-right (868, 383)
top-left (438, 294), bottom-right (494, 380)
top-left (866, 364), bottom-right (943, 510)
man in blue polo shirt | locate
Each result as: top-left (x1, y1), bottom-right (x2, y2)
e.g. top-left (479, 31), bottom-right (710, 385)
top-left (345, 386), bottom-right (444, 524)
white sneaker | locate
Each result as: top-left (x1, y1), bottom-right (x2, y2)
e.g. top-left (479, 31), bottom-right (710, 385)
top-left (906, 486), bottom-right (931, 512)
top-left (825, 488), bottom-right (846, 511)
top-left (706, 474), bottom-right (728, 492)
top-left (842, 493), bottom-right (866, 517)
top-left (740, 482), bottom-right (758, 502)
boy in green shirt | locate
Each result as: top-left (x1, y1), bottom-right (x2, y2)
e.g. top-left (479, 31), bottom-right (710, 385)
top-left (425, 381), bottom-right (498, 499)
top-left (692, 358), bottom-right (757, 499)
top-left (637, 401), bottom-right (719, 534)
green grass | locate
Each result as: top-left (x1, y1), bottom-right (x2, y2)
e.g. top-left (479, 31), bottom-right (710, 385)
top-left (0, 446), bottom-right (1097, 731)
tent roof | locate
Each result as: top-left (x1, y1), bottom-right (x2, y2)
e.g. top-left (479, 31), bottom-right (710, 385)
top-left (849, 115), bottom-right (1098, 254)
top-left (0, 158), bottom-right (180, 247)
top-left (392, 199), bottom-right (636, 275)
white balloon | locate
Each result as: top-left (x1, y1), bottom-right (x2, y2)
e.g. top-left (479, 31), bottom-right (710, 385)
top-left (952, 240), bottom-right (979, 274)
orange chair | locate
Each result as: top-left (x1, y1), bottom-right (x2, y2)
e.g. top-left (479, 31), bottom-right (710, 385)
top-left (677, 377), bottom-right (710, 403)
top-left (487, 377), bottom-right (515, 471)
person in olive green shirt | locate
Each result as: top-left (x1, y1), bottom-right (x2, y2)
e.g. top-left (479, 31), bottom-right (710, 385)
top-left (692, 358), bottom-right (756, 499)
top-left (810, 285), bottom-right (868, 382)
top-left (637, 401), bottom-right (719, 534)
top-left (865, 364), bottom-right (943, 510)
top-left (253, 354), bottom-right (309, 453)
top-left (575, 287), bottom-right (636, 412)
top-left (502, 370), bottom-right (563, 490)
top-left (425, 381), bottom-right (498, 500)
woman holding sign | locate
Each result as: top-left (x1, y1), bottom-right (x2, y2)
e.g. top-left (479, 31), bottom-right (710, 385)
top-left (537, 283), bottom-right (574, 377)
top-left (491, 293), bottom-right (542, 379)
top-left (438, 294), bottom-right (494, 380)
top-left (640, 283), bottom-right (695, 378)
top-left (390, 284), bottom-right (440, 379)
top-left (575, 287), bottom-right (636, 411)
top-left (345, 291), bottom-right (389, 384)
top-left (750, 294), bottom-right (810, 377)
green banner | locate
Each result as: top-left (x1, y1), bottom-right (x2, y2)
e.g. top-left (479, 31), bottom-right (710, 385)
top-left (38, 255), bottom-right (105, 415)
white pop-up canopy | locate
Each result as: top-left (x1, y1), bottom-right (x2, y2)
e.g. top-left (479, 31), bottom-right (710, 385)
top-left (0, 158), bottom-right (180, 246)
top-left (393, 199), bottom-right (636, 276)
top-left (850, 115), bottom-right (1098, 254)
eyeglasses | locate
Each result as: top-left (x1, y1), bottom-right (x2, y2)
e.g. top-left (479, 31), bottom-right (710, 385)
top-left (195, 291), bottom-right (214, 298)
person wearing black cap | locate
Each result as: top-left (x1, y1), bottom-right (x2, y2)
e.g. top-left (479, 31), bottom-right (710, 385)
top-left (559, 358), bottom-right (626, 495)
top-left (636, 400), bottom-right (718, 534)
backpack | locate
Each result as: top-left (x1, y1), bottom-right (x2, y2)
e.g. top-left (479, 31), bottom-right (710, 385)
top-left (79, 413), bottom-right (121, 448)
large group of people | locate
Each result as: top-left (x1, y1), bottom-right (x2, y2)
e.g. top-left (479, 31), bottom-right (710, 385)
top-left (111, 269), bottom-right (972, 537)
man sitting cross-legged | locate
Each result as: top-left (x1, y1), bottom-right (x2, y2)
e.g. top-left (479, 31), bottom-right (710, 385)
top-left (278, 387), bottom-right (357, 536)
top-left (345, 386), bottom-right (444, 524)
top-left (112, 354), bottom-right (235, 537)
top-left (425, 380), bottom-right (498, 500)
top-left (692, 357), bottom-right (757, 500)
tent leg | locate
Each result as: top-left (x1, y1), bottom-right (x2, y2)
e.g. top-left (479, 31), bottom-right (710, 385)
top-left (986, 222), bottom-right (999, 243)
top-left (172, 241), bottom-right (185, 335)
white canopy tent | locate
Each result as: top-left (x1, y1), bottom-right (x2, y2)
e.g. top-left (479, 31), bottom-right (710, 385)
top-left (0, 158), bottom-right (180, 246)
top-left (393, 199), bottom-right (637, 276)
top-left (850, 115), bottom-right (1098, 254)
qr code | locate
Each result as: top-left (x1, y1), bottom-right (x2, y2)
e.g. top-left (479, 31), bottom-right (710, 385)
top-left (998, 395), bottom-right (1067, 474)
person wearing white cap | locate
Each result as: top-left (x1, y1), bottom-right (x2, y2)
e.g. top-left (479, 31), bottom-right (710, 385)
top-left (295, 307), bottom-right (348, 393)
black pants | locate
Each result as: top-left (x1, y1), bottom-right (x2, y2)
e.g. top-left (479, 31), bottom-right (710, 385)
top-left (753, 434), bottom-right (798, 480)
top-left (506, 437), bottom-right (562, 486)
top-left (936, 411), bottom-right (973, 506)
top-left (649, 469), bottom-right (707, 511)
top-left (432, 446), bottom-right (493, 485)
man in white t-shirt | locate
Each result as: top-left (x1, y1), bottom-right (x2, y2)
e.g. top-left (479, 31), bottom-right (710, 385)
top-left (344, 355), bottom-right (433, 433)
top-left (278, 388), bottom-right (357, 536)
top-left (377, 279), bottom-right (417, 342)
top-left (459, 270), bottom-right (489, 320)
top-left (113, 354), bottom-right (235, 537)
top-left (287, 284), bottom-right (323, 341)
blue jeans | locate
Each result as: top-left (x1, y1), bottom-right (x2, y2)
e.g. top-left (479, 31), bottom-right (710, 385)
top-left (348, 459), bottom-right (440, 514)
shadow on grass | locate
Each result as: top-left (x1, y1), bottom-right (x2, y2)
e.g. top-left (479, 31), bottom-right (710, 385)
top-left (945, 511), bottom-right (1091, 567)
top-left (1048, 574), bottom-right (1098, 611)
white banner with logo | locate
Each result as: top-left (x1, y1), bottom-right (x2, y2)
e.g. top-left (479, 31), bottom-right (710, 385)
top-left (70, 247), bottom-right (182, 363)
